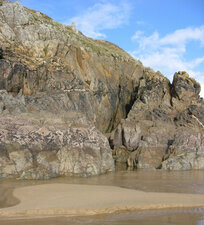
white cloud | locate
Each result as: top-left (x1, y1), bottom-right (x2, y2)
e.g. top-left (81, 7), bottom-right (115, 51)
top-left (66, 1), bottom-right (131, 38)
top-left (160, 26), bottom-right (204, 46)
top-left (131, 30), bottom-right (144, 40)
top-left (131, 26), bottom-right (204, 97)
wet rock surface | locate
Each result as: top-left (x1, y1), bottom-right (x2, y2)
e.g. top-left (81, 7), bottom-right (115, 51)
top-left (0, 1), bottom-right (203, 179)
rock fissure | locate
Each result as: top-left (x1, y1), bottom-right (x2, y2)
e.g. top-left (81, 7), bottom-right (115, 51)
top-left (0, 48), bottom-right (3, 59)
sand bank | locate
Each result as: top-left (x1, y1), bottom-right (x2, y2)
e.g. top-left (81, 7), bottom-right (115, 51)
top-left (0, 183), bottom-right (204, 218)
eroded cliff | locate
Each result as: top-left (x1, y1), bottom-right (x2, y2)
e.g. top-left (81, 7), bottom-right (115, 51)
top-left (111, 70), bottom-right (204, 170)
top-left (0, 1), bottom-right (203, 179)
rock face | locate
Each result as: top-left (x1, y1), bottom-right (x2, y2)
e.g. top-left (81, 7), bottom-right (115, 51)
top-left (162, 132), bottom-right (204, 170)
top-left (0, 1), bottom-right (125, 178)
top-left (0, 1), bottom-right (203, 179)
top-left (0, 1), bottom-right (143, 133)
top-left (0, 111), bottom-right (114, 179)
top-left (110, 70), bottom-right (204, 170)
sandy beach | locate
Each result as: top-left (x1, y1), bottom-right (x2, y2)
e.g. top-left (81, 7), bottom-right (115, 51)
top-left (0, 183), bottom-right (204, 219)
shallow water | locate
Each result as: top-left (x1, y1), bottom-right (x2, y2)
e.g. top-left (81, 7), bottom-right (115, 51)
top-left (0, 170), bottom-right (204, 224)
top-left (1, 209), bottom-right (204, 225)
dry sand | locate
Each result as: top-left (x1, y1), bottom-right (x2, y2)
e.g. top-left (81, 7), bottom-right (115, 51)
top-left (0, 183), bottom-right (204, 218)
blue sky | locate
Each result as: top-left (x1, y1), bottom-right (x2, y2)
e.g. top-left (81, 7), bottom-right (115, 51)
top-left (19, 0), bottom-right (204, 97)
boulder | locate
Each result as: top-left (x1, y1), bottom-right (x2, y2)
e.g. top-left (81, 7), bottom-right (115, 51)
top-left (112, 146), bottom-right (130, 163)
top-left (171, 71), bottom-right (201, 101)
top-left (162, 132), bottom-right (204, 170)
top-left (137, 147), bottom-right (165, 170)
top-left (0, 111), bottom-right (114, 179)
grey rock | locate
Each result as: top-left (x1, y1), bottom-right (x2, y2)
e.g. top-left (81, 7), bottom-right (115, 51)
top-left (0, 113), bottom-right (114, 179)
top-left (162, 132), bottom-right (204, 170)
top-left (110, 69), bottom-right (204, 171)
top-left (0, 1), bottom-right (204, 179)
top-left (137, 147), bottom-right (165, 170)
top-left (112, 146), bottom-right (130, 163)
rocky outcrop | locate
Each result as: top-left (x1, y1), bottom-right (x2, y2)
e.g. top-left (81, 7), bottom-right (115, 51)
top-left (0, 1), bottom-right (144, 132)
top-left (0, 1), bottom-right (142, 178)
top-left (0, 109), bottom-right (114, 179)
top-left (110, 70), bottom-right (204, 170)
top-left (0, 1), bottom-right (203, 179)
top-left (162, 131), bottom-right (204, 170)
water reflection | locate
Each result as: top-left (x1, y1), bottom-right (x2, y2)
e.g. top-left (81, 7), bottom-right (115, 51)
top-left (2, 169), bottom-right (204, 193)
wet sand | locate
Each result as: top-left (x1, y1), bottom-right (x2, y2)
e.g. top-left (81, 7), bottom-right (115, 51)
top-left (0, 183), bottom-right (204, 218)
top-left (0, 170), bottom-right (204, 224)
top-left (0, 186), bottom-right (20, 209)
top-left (1, 208), bottom-right (204, 225)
